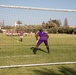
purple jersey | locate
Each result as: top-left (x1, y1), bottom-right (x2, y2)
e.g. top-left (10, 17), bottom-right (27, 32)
top-left (37, 31), bottom-right (47, 40)
top-left (36, 31), bottom-right (48, 45)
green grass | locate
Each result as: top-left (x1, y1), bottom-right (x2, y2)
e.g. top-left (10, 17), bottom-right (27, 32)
top-left (0, 33), bottom-right (76, 75)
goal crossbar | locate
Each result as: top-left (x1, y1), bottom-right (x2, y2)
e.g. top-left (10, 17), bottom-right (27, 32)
top-left (0, 5), bottom-right (76, 12)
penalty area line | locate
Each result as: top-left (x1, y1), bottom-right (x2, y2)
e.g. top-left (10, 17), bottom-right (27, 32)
top-left (0, 62), bottom-right (76, 69)
top-left (0, 55), bottom-right (40, 58)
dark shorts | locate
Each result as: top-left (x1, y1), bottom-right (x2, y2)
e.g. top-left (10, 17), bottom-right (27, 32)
top-left (37, 39), bottom-right (48, 46)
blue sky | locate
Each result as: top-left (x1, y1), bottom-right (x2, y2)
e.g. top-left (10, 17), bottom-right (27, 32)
top-left (0, 0), bottom-right (76, 26)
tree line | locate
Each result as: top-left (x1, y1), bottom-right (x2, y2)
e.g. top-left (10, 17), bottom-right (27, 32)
top-left (0, 18), bottom-right (76, 34)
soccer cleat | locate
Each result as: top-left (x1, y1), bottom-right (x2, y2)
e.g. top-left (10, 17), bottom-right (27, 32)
top-left (48, 50), bottom-right (50, 53)
top-left (33, 48), bottom-right (37, 54)
top-left (33, 50), bottom-right (36, 54)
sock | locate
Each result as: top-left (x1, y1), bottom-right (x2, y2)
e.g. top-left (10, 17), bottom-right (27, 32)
top-left (47, 47), bottom-right (50, 53)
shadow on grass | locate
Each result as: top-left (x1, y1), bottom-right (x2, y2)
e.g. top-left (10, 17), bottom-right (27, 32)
top-left (33, 66), bottom-right (76, 75)
top-left (30, 47), bottom-right (48, 53)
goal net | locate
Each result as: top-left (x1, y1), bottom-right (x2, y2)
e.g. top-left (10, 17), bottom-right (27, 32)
top-left (0, 5), bottom-right (76, 68)
top-left (0, 5), bottom-right (76, 27)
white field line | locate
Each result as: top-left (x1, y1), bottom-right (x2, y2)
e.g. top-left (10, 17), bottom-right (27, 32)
top-left (0, 62), bottom-right (76, 69)
top-left (0, 55), bottom-right (39, 58)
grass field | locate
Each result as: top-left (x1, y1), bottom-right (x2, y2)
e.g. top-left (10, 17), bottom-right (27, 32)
top-left (0, 33), bottom-right (76, 75)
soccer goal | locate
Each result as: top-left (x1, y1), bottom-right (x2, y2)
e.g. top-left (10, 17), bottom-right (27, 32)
top-left (0, 5), bottom-right (76, 69)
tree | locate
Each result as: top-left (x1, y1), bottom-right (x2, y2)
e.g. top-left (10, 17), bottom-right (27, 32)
top-left (46, 21), bottom-right (54, 29)
top-left (16, 20), bottom-right (22, 26)
top-left (52, 19), bottom-right (61, 27)
top-left (64, 18), bottom-right (68, 26)
top-left (42, 21), bottom-right (46, 28)
top-left (45, 19), bottom-right (61, 29)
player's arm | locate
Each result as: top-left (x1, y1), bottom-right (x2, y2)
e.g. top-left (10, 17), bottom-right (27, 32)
top-left (35, 33), bottom-right (39, 40)
top-left (46, 33), bottom-right (49, 39)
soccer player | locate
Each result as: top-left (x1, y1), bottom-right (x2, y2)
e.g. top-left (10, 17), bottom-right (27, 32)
top-left (33, 29), bottom-right (50, 54)
top-left (18, 30), bottom-right (24, 42)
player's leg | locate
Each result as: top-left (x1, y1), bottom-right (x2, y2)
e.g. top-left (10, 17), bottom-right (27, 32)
top-left (33, 40), bottom-right (42, 54)
top-left (20, 36), bottom-right (23, 42)
top-left (44, 40), bottom-right (50, 53)
top-left (20, 38), bottom-right (22, 42)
